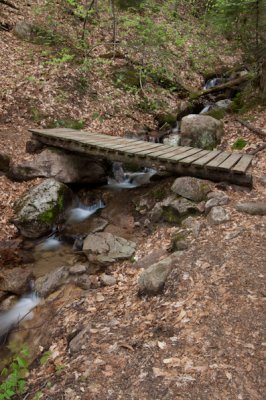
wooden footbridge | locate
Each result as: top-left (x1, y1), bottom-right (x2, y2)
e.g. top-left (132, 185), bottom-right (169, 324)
top-left (29, 128), bottom-right (253, 186)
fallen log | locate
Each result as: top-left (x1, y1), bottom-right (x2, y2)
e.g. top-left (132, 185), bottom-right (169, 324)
top-left (249, 143), bottom-right (266, 155)
top-left (236, 118), bottom-right (266, 138)
top-left (193, 74), bottom-right (251, 99)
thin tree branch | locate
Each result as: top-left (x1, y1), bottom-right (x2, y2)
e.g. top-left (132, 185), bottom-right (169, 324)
top-left (235, 118), bottom-right (266, 138)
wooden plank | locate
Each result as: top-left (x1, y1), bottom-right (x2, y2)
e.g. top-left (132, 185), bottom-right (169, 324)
top-left (206, 152), bottom-right (231, 169)
top-left (116, 142), bottom-right (161, 153)
top-left (192, 150), bottom-right (221, 167)
top-left (136, 145), bottom-right (185, 158)
top-left (157, 146), bottom-right (191, 160)
top-left (121, 143), bottom-right (169, 155)
top-left (148, 147), bottom-right (186, 158)
top-left (231, 154), bottom-right (253, 174)
top-left (168, 148), bottom-right (203, 162)
top-left (180, 150), bottom-right (209, 165)
top-left (216, 153), bottom-right (242, 171)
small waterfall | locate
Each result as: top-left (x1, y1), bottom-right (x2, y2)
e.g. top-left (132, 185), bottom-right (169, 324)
top-left (67, 200), bottom-right (105, 224)
top-left (36, 235), bottom-right (62, 251)
top-left (0, 293), bottom-right (40, 339)
top-left (203, 77), bottom-right (225, 90)
top-left (107, 166), bottom-right (157, 189)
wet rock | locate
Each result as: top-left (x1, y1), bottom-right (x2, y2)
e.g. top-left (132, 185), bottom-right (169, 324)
top-left (12, 178), bottom-right (74, 238)
top-left (207, 206), bottom-right (231, 225)
top-left (100, 274), bottom-right (117, 286)
top-left (69, 264), bottom-right (88, 275)
top-left (205, 192), bottom-right (229, 213)
top-left (235, 201), bottom-right (266, 216)
top-left (0, 268), bottom-right (33, 295)
top-left (83, 232), bottom-right (136, 265)
top-left (138, 252), bottom-right (182, 295)
top-left (0, 152), bottom-right (10, 172)
top-left (35, 266), bottom-right (69, 297)
top-left (182, 216), bottom-right (204, 237)
top-left (171, 177), bottom-right (211, 202)
top-left (0, 291), bottom-right (6, 303)
top-left (180, 114), bottom-right (224, 149)
top-left (14, 21), bottom-right (33, 40)
top-left (9, 148), bottom-right (108, 184)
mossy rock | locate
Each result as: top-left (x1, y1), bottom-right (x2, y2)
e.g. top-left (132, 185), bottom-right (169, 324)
top-left (12, 179), bottom-right (74, 238)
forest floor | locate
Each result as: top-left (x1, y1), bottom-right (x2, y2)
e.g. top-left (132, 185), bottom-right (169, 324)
top-left (0, 1), bottom-right (266, 399)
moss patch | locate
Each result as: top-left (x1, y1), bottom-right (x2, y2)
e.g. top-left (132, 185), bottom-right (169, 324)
top-left (231, 138), bottom-right (247, 150)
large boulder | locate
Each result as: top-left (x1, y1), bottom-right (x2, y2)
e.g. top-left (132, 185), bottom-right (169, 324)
top-left (12, 179), bottom-right (74, 238)
top-left (83, 232), bottom-right (136, 265)
top-left (35, 266), bottom-right (69, 297)
top-left (180, 114), bottom-right (224, 149)
top-left (171, 177), bottom-right (211, 202)
top-left (9, 148), bottom-right (108, 184)
top-left (138, 252), bottom-right (182, 295)
top-left (0, 268), bottom-right (33, 295)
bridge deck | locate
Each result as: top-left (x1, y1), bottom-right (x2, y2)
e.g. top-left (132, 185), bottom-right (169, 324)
top-left (29, 128), bottom-right (253, 186)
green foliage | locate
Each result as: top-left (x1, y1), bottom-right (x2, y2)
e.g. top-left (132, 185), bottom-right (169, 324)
top-left (39, 351), bottom-right (52, 366)
top-left (207, 108), bottom-right (226, 120)
top-left (231, 137), bottom-right (247, 150)
top-left (47, 48), bottom-right (75, 65)
top-left (0, 348), bottom-right (29, 400)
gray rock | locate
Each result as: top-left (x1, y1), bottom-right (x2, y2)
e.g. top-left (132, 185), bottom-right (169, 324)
top-left (12, 178), bottom-right (73, 238)
top-left (72, 275), bottom-right (92, 290)
top-left (171, 177), bottom-right (211, 202)
top-left (207, 206), bottom-right (231, 225)
top-left (69, 326), bottom-right (89, 353)
top-left (9, 148), bottom-right (108, 184)
top-left (14, 21), bottom-right (33, 40)
top-left (138, 252), bottom-right (182, 295)
top-left (180, 114), bottom-right (224, 149)
top-left (0, 295), bottom-right (18, 312)
top-left (134, 249), bottom-right (168, 269)
top-left (235, 201), bottom-right (266, 216)
top-left (163, 134), bottom-right (181, 147)
top-left (0, 152), bottom-right (10, 172)
top-left (69, 264), bottom-right (88, 275)
top-left (100, 274), bottom-right (117, 286)
top-left (182, 216), bottom-right (204, 237)
top-left (35, 266), bottom-right (69, 297)
top-left (83, 232), bottom-right (136, 265)
top-left (0, 268), bottom-right (33, 295)
top-left (205, 193), bottom-right (229, 213)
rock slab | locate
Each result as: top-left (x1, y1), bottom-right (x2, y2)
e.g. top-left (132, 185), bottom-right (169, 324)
top-left (83, 232), bottom-right (136, 265)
